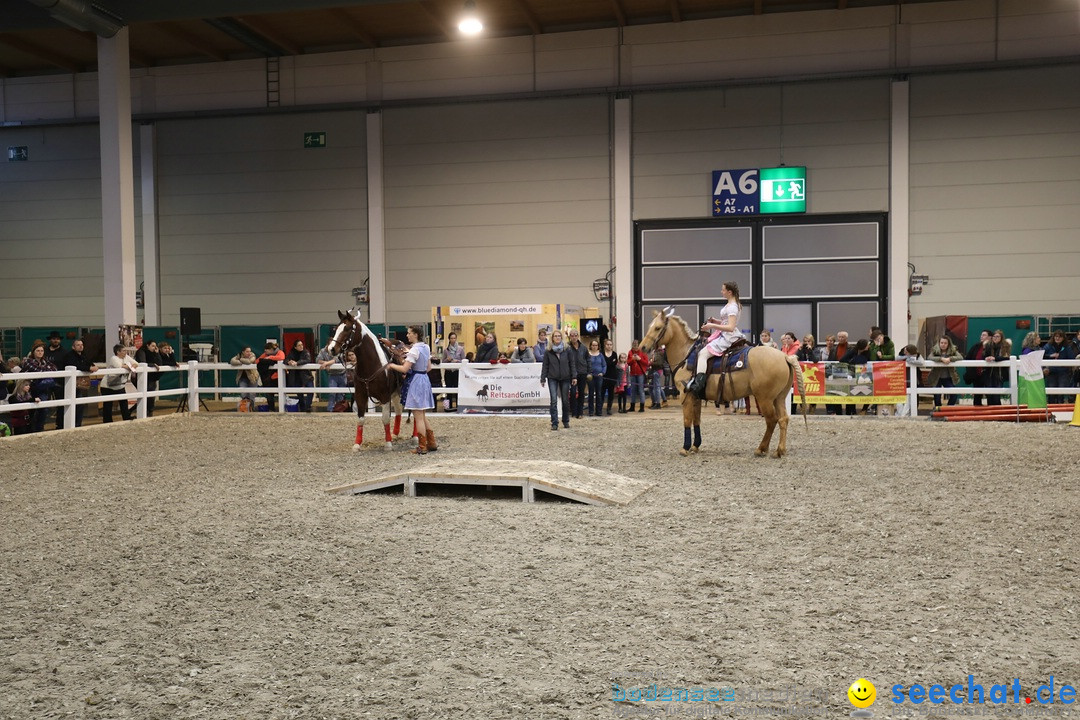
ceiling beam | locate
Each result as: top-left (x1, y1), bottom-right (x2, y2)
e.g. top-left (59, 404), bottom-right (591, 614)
top-left (509, 0), bottom-right (543, 35)
top-left (417, 1), bottom-right (454, 41)
top-left (0, 33), bottom-right (81, 72)
top-left (669, 0), bottom-right (682, 22)
top-left (326, 8), bottom-right (379, 49)
top-left (234, 16), bottom-right (302, 56)
top-left (609, 0), bottom-right (627, 27)
top-left (157, 21), bottom-right (229, 61)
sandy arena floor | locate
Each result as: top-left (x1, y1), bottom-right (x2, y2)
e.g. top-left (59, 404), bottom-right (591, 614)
top-left (1, 411), bottom-right (1078, 719)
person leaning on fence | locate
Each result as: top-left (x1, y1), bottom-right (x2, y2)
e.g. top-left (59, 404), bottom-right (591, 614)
top-left (286, 340), bottom-right (314, 412)
top-left (982, 329), bottom-right (1010, 406)
top-left (510, 337), bottom-right (535, 363)
top-left (22, 341), bottom-right (58, 433)
top-left (540, 329), bottom-right (578, 430)
top-left (475, 332), bottom-right (499, 364)
top-left (257, 341), bottom-right (285, 411)
top-left (135, 340), bottom-right (163, 417)
top-left (61, 339), bottom-right (98, 427)
top-left (964, 329), bottom-right (990, 406)
top-left (1043, 330), bottom-right (1075, 403)
top-left (100, 343), bottom-right (136, 422)
top-left (316, 345), bottom-right (347, 412)
top-left (441, 332), bottom-right (464, 411)
top-left (927, 336), bottom-right (962, 409)
top-left (230, 346), bottom-right (261, 411)
top-left (533, 328), bottom-right (548, 364)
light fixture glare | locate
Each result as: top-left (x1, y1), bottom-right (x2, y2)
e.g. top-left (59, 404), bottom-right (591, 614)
top-left (458, 0), bottom-right (483, 35)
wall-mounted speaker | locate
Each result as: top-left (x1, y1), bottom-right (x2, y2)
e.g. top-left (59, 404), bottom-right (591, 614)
top-left (180, 307), bottom-right (201, 335)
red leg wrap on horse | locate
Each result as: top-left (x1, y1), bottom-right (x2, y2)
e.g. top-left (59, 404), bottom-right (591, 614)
top-left (384, 424), bottom-right (392, 442)
top-left (393, 415), bottom-right (401, 437)
top-left (355, 425), bottom-right (363, 445)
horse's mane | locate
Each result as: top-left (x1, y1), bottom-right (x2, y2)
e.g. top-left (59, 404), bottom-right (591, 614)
top-left (667, 314), bottom-right (697, 343)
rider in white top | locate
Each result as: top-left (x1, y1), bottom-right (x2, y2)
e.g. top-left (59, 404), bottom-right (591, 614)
top-left (689, 281), bottom-right (744, 398)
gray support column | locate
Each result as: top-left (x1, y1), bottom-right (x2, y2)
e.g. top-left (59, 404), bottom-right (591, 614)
top-left (98, 28), bottom-right (137, 336)
top-left (139, 123), bottom-right (160, 325)
top-left (889, 79), bottom-right (910, 346)
top-left (366, 110), bottom-right (386, 324)
top-left (613, 96), bottom-right (632, 353)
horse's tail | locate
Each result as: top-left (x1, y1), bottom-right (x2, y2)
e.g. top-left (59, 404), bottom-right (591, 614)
top-left (785, 354), bottom-right (809, 431)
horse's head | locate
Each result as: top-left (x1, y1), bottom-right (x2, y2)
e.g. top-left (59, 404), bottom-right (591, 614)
top-left (640, 306), bottom-right (676, 353)
top-left (327, 310), bottom-right (358, 354)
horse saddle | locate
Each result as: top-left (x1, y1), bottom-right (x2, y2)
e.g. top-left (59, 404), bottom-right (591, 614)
top-left (705, 338), bottom-right (750, 407)
top-left (379, 337), bottom-right (408, 364)
top-left (707, 340), bottom-right (750, 373)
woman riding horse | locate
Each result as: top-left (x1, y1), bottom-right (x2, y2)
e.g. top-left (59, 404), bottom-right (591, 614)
top-left (642, 308), bottom-right (806, 458)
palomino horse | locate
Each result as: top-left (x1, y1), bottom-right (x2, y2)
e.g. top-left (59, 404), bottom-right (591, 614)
top-left (640, 309), bottom-right (807, 458)
top-left (326, 309), bottom-right (404, 451)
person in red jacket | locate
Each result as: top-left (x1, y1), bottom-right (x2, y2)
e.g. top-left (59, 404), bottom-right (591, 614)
top-left (627, 339), bottom-right (650, 413)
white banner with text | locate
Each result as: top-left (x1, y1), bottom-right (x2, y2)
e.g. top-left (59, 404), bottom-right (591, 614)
top-left (458, 363), bottom-right (547, 414)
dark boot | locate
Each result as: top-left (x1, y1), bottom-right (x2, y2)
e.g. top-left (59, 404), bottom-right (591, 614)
top-left (687, 373), bottom-right (707, 399)
top-left (628, 402), bottom-right (635, 412)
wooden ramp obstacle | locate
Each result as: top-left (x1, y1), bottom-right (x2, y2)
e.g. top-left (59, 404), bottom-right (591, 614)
top-left (325, 459), bottom-right (652, 507)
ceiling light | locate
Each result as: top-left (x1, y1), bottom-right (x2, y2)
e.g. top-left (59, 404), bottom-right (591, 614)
top-left (458, 0), bottom-right (483, 36)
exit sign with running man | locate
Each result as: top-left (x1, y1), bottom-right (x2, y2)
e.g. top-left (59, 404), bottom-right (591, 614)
top-left (758, 166), bottom-right (806, 214)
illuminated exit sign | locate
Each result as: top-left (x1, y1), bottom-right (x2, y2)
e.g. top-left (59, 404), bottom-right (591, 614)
top-left (759, 166), bottom-right (806, 214)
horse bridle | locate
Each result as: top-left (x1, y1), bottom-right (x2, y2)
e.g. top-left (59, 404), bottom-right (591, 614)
top-left (334, 319), bottom-right (396, 397)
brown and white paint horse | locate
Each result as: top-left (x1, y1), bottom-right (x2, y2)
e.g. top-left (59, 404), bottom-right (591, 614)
top-left (641, 308), bottom-right (807, 458)
top-left (326, 309), bottom-right (404, 451)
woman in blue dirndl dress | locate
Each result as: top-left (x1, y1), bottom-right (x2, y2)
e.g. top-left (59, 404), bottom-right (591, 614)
top-left (388, 325), bottom-right (437, 454)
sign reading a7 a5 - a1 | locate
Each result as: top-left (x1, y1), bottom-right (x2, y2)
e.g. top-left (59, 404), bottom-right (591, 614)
top-left (711, 166), bottom-right (807, 215)
top-left (711, 169), bottom-right (759, 216)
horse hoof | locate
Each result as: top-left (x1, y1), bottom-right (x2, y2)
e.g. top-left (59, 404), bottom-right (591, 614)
top-left (754, 449), bottom-right (767, 457)
top-left (678, 448), bottom-right (689, 456)
top-left (773, 450), bottom-right (784, 459)
top-left (690, 446), bottom-right (700, 454)
top-left (384, 442), bottom-right (393, 452)
top-left (352, 443), bottom-right (361, 452)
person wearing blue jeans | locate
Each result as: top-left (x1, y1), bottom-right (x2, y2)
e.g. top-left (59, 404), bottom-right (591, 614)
top-left (649, 365), bottom-right (665, 409)
top-left (586, 340), bottom-right (606, 417)
top-left (318, 347), bottom-right (348, 411)
top-left (539, 329), bottom-right (579, 430)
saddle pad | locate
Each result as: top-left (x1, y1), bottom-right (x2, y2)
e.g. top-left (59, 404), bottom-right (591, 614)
top-left (710, 345), bottom-right (750, 372)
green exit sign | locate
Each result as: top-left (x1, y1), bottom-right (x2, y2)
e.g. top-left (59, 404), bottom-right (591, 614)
top-left (759, 166), bottom-right (806, 214)
top-left (303, 132), bottom-right (326, 148)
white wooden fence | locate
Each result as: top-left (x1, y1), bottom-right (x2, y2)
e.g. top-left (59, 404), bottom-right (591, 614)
top-left (3, 358), bottom-right (1077, 429)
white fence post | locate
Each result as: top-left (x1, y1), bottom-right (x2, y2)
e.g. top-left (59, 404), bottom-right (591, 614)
top-left (277, 363), bottom-right (287, 413)
top-left (135, 367), bottom-right (148, 419)
top-left (63, 366), bottom-right (77, 429)
top-left (1009, 356), bottom-right (1019, 406)
top-left (907, 362), bottom-right (918, 417)
top-left (187, 360), bottom-right (199, 413)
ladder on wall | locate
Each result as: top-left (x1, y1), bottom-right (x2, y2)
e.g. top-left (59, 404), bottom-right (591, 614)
top-left (266, 56), bottom-right (280, 108)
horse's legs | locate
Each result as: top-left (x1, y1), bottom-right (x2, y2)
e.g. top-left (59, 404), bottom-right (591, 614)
top-left (381, 402), bottom-right (393, 450)
top-left (353, 393), bottom-right (367, 451)
top-left (773, 393), bottom-right (791, 459)
top-left (755, 392), bottom-right (778, 457)
top-left (680, 395), bottom-right (694, 455)
top-left (692, 397), bottom-right (703, 452)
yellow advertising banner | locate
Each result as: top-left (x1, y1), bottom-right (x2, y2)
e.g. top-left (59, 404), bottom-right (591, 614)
top-left (798, 361), bottom-right (907, 404)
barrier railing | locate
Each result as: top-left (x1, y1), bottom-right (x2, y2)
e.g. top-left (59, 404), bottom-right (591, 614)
top-left (1, 361), bottom-right (474, 430)
top-left (903, 358), bottom-right (1080, 417)
top-left (3, 358), bottom-right (1076, 429)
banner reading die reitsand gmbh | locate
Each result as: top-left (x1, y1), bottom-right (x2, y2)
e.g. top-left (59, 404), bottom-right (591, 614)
top-left (458, 362), bottom-right (547, 414)
top-left (797, 361), bottom-right (908, 405)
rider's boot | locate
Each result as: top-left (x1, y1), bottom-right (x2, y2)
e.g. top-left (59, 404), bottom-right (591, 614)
top-left (687, 373), bottom-right (708, 399)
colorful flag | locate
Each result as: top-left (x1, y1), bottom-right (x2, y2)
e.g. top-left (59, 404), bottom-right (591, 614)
top-left (1017, 350), bottom-right (1047, 409)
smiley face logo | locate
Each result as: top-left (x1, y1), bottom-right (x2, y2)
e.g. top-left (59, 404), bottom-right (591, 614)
top-left (848, 678), bottom-right (876, 709)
